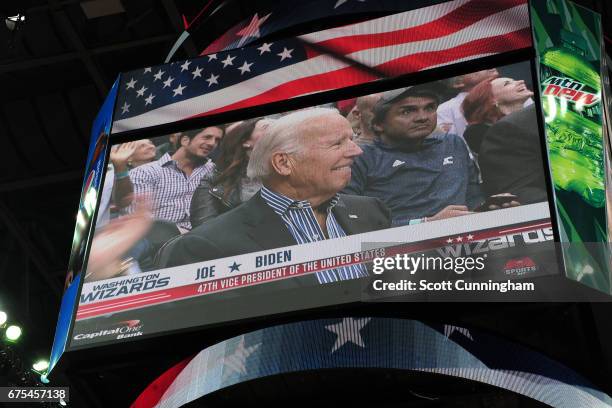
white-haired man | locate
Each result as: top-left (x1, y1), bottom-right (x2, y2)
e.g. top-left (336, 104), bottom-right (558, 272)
top-left (166, 108), bottom-right (391, 284)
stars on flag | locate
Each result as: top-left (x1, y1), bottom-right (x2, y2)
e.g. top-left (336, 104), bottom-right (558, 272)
top-left (162, 76), bottom-right (174, 88)
top-left (125, 78), bottom-right (137, 89)
top-left (238, 61), bottom-right (253, 75)
top-left (221, 54), bottom-right (236, 67)
top-left (153, 69), bottom-right (164, 81)
top-left (180, 60), bottom-right (191, 72)
top-left (136, 85), bottom-right (147, 97)
top-left (257, 42), bottom-right (272, 55)
top-left (206, 73), bottom-right (219, 87)
top-left (277, 47), bottom-right (293, 61)
top-left (144, 93), bottom-right (155, 106)
top-left (117, 36), bottom-right (303, 121)
top-left (325, 317), bottom-right (371, 353)
top-left (173, 83), bottom-right (186, 97)
top-left (221, 336), bottom-right (261, 379)
top-left (191, 66), bottom-right (203, 79)
top-left (236, 13), bottom-right (272, 47)
top-left (115, 0), bottom-right (529, 136)
top-left (121, 102), bottom-right (130, 114)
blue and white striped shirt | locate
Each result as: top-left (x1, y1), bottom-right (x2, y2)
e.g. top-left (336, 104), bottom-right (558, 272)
top-left (129, 153), bottom-right (215, 230)
top-left (260, 186), bottom-right (368, 284)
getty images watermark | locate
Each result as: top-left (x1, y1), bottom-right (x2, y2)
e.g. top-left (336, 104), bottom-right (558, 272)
top-left (370, 253), bottom-right (535, 293)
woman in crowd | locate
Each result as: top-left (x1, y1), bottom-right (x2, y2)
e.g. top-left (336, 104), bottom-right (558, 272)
top-left (105, 139), bottom-right (157, 215)
top-left (190, 118), bottom-right (273, 228)
top-left (461, 77), bottom-right (533, 154)
top-left (128, 139), bottom-right (157, 168)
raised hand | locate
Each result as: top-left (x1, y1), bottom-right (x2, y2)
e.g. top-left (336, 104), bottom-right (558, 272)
top-left (110, 142), bottom-right (137, 170)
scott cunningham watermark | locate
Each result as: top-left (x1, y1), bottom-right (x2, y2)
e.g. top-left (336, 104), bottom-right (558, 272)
top-left (370, 254), bottom-right (535, 294)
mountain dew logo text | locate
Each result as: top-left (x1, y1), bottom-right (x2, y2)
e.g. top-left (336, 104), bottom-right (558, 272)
top-left (542, 76), bottom-right (599, 107)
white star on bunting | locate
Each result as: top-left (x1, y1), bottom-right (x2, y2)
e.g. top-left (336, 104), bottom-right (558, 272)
top-left (125, 78), bottom-right (137, 89)
top-left (121, 102), bottom-right (130, 114)
top-left (144, 93), bottom-right (155, 106)
top-left (221, 54), bottom-right (236, 68)
top-left (180, 60), bottom-right (191, 72)
top-left (136, 86), bottom-right (147, 97)
top-left (153, 69), bottom-right (164, 81)
top-left (257, 42), bottom-right (272, 55)
top-left (172, 83), bottom-right (186, 96)
top-left (191, 66), bottom-right (203, 79)
top-left (221, 336), bottom-right (261, 379)
top-left (238, 61), bottom-right (253, 75)
top-left (162, 76), bottom-right (174, 88)
top-left (326, 317), bottom-right (371, 353)
top-left (277, 47), bottom-right (293, 61)
top-left (207, 53), bottom-right (217, 61)
top-left (206, 73), bottom-right (219, 87)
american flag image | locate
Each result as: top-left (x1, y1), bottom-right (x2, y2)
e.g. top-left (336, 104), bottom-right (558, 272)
top-left (112, 0), bottom-right (531, 134)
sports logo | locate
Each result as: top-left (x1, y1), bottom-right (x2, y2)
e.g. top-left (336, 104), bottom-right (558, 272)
top-left (503, 257), bottom-right (537, 276)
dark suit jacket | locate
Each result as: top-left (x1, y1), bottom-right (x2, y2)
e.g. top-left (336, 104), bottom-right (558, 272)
top-left (164, 192), bottom-right (391, 269)
top-left (478, 105), bottom-right (548, 204)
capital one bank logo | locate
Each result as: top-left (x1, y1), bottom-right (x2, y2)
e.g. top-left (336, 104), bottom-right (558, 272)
top-left (73, 319), bottom-right (143, 341)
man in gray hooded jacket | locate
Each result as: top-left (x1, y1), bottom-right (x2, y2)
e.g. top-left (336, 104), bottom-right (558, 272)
top-left (343, 84), bottom-right (485, 225)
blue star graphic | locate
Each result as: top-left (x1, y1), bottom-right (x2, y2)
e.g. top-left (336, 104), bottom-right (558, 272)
top-left (229, 262), bottom-right (241, 272)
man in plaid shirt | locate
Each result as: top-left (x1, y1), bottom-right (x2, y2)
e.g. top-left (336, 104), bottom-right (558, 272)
top-left (128, 125), bottom-right (224, 232)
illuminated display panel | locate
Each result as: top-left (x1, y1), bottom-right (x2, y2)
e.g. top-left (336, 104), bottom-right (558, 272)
top-left (532, 0), bottom-right (611, 293)
top-left (68, 59), bottom-right (558, 349)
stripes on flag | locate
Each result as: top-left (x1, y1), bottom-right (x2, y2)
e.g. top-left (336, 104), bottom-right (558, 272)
top-left (112, 0), bottom-right (531, 134)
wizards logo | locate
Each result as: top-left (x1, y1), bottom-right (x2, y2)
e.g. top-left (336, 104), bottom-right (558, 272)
top-left (542, 76), bottom-right (600, 107)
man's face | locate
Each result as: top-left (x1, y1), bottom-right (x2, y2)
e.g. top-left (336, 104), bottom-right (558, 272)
top-left (289, 113), bottom-right (362, 200)
top-left (378, 95), bottom-right (438, 142)
top-left (183, 126), bottom-right (223, 158)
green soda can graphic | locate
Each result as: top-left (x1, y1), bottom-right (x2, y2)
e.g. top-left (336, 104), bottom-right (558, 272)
top-left (540, 46), bottom-right (604, 208)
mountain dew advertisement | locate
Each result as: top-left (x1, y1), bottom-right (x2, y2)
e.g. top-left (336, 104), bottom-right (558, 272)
top-left (532, 0), bottom-right (611, 293)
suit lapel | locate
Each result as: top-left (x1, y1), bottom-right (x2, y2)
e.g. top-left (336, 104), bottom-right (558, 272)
top-left (243, 194), bottom-right (296, 250)
top-left (332, 196), bottom-right (363, 235)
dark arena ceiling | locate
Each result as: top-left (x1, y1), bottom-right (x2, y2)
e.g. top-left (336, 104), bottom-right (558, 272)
top-left (1, 0), bottom-right (612, 406)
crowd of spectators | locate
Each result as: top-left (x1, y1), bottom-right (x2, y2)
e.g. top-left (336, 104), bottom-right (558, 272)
top-left (84, 65), bottom-right (547, 282)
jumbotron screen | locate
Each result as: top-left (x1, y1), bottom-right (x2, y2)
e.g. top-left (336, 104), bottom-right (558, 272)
top-left (69, 59), bottom-right (559, 348)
